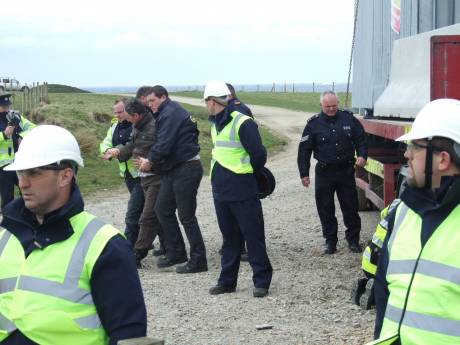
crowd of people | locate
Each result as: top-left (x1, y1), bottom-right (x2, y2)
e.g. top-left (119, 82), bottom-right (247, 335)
top-left (1, 84), bottom-right (460, 344)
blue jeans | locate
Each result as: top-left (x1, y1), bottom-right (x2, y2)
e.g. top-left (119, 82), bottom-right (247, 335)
top-left (124, 177), bottom-right (144, 248)
top-left (155, 160), bottom-right (207, 266)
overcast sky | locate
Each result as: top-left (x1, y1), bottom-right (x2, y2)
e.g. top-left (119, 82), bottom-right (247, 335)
top-left (2, 0), bottom-right (354, 87)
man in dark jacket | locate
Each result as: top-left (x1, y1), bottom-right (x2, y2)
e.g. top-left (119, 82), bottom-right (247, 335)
top-left (139, 85), bottom-right (207, 274)
top-left (104, 99), bottom-right (165, 268)
top-left (297, 90), bottom-right (367, 255)
top-left (226, 83), bottom-right (253, 118)
top-left (204, 80), bottom-right (272, 298)
top-left (0, 125), bottom-right (146, 345)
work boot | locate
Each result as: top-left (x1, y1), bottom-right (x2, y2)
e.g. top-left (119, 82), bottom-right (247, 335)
top-left (135, 249), bottom-right (148, 269)
top-left (240, 252), bottom-right (249, 262)
top-left (209, 285), bottom-right (236, 295)
top-left (253, 287), bottom-right (269, 298)
top-left (176, 262), bottom-right (208, 274)
top-left (351, 278), bottom-right (368, 306)
top-left (348, 241), bottom-right (363, 253)
top-left (152, 244), bottom-right (166, 257)
top-left (157, 256), bottom-right (187, 268)
top-left (323, 242), bottom-right (337, 255)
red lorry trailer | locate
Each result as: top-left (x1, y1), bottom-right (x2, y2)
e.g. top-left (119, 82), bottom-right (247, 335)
top-left (354, 25), bottom-right (460, 210)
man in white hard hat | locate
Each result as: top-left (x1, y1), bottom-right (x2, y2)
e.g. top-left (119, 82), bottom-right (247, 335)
top-left (204, 80), bottom-right (272, 298)
top-left (0, 125), bottom-right (147, 344)
top-left (369, 99), bottom-right (460, 345)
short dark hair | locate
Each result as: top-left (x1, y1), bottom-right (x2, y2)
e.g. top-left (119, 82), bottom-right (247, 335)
top-left (431, 137), bottom-right (460, 168)
top-left (226, 83), bottom-right (237, 99)
top-left (136, 86), bottom-right (153, 99)
top-left (147, 85), bottom-right (169, 98)
top-left (125, 98), bottom-right (149, 117)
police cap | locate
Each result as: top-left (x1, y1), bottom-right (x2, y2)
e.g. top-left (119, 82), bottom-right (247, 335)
top-left (255, 166), bottom-right (276, 199)
top-left (0, 94), bottom-right (12, 106)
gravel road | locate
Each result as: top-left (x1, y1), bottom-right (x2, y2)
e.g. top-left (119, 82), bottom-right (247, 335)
top-left (86, 97), bottom-right (379, 345)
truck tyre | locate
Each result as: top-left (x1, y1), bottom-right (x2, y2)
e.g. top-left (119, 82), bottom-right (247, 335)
top-left (359, 278), bottom-right (375, 310)
top-left (351, 278), bottom-right (368, 306)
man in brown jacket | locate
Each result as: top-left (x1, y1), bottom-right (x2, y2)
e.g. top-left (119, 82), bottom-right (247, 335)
top-left (104, 99), bottom-right (164, 268)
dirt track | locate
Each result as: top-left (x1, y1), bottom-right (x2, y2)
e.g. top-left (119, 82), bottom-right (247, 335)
top-left (86, 97), bottom-right (379, 345)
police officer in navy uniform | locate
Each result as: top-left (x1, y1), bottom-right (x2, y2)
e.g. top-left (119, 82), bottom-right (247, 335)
top-left (297, 90), bottom-right (367, 255)
top-left (0, 94), bottom-right (35, 211)
top-left (226, 83), bottom-right (253, 118)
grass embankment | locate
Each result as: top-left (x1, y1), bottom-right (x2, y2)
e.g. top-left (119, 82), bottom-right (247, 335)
top-left (26, 92), bottom-right (285, 196)
top-left (47, 84), bottom-right (90, 93)
top-left (174, 91), bottom-right (350, 113)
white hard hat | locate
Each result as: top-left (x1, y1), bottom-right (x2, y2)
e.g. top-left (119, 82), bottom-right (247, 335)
top-left (4, 125), bottom-right (84, 171)
top-left (203, 80), bottom-right (231, 100)
top-left (396, 98), bottom-right (460, 143)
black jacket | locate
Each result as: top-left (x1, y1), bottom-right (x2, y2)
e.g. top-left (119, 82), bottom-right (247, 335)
top-left (227, 98), bottom-right (253, 118)
top-left (118, 113), bottom-right (156, 163)
top-left (0, 185), bottom-right (147, 345)
top-left (373, 175), bottom-right (460, 338)
top-left (210, 107), bottom-right (266, 202)
top-left (112, 120), bottom-right (132, 147)
top-left (147, 99), bottom-right (200, 172)
top-left (297, 110), bottom-right (367, 177)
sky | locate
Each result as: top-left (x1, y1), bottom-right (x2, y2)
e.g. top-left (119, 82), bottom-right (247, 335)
top-left (1, 0), bottom-right (355, 87)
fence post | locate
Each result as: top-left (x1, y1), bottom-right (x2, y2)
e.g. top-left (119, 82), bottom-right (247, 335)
top-left (283, 83), bottom-right (286, 93)
top-left (332, 82), bottom-right (335, 92)
top-left (292, 83), bottom-right (295, 93)
top-left (312, 82), bottom-right (315, 93)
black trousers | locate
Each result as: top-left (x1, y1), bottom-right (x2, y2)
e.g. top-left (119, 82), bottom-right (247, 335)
top-left (155, 161), bottom-right (207, 266)
top-left (314, 164), bottom-right (361, 245)
top-left (0, 168), bottom-right (18, 211)
top-left (214, 197), bottom-right (272, 289)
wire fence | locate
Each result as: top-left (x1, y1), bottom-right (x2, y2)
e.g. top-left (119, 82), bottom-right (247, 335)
top-left (9, 82), bottom-right (49, 114)
top-left (84, 82), bottom-right (350, 94)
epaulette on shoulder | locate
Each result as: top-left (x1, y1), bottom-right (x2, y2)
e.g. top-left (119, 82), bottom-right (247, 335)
top-left (341, 109), bottom-right (354, 116)
top-left (307, 114), bottom-right (319, 123)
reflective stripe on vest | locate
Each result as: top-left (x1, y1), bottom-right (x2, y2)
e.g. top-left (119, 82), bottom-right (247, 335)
top-left (16, 217), bottom-right (105, 328)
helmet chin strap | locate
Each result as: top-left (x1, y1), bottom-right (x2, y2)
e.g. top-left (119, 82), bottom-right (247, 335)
top-left (424, 141), bottom-right (434, 190)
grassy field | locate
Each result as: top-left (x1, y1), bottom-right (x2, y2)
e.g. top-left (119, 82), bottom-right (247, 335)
top-left (174, 91), bottom-right (351, 113)
top-left (24, 93), bottom-right (285, 196)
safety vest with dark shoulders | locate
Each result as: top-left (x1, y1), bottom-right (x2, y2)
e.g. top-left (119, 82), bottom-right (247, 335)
top-left (0, 116), bottom-right (35, 168)
top-left (367, 202), bottom-right (460, 345)
top-left (211, 111), bottom-right (253, 175)
top-left (0, 211), bottom-right (121, 345)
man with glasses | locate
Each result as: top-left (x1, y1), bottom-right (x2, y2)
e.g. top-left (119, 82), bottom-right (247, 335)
top-left (100, 98), bottom-right (144, 250)
top-left (0, 125), bottom-right (146, 344)
top-left (0, 93), bottom-right (35, 211)
top-left (297, 90), bottom-right (367, 255)
top-left (370, 99), bottom-right (460, 344)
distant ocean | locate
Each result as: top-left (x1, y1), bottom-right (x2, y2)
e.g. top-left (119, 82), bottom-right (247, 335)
top-left (82, 82), bottom-right (350, 94)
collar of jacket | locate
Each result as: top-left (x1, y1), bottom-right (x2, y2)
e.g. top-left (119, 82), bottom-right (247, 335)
top-left (1, 183), bottom-right (85, 256)
top-left (118, 119), bottom-right (131, 129)
top-left (211, 107), bottom-right (233, 132)
top-left (157, 98), bottom-right (171, 114)
top-left (400, 174), bottom-right (460, 216)
top-left (320, 111), bottom-right (338, 123)
top-left (134, 112), bottom-right (153, 130)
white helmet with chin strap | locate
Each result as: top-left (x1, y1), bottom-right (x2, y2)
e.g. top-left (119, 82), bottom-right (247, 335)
top-left (4, 125), bottom-right (84, 171)
top-left (396, 98), bottom-right (460, 189)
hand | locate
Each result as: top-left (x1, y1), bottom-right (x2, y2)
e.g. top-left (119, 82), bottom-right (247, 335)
top-left (355, 156), bottom-right (367, 168)
top-left (138, 157), bottom-right (153, 172)
top-left (102, 148), bottom-right (120, 160)
top-left (301, 176), bottom-right (310, 188)
top-left (3, 125), bottom-right (15, 138)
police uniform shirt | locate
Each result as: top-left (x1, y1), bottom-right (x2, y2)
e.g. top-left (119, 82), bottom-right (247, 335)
top-left (297, 110), bottom-right (367, 178)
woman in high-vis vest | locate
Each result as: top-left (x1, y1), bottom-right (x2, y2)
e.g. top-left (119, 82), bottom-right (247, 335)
top-left (0, 125), bottom-right (146, 345)
top-left (369, 99), bottom-right (460, 345)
